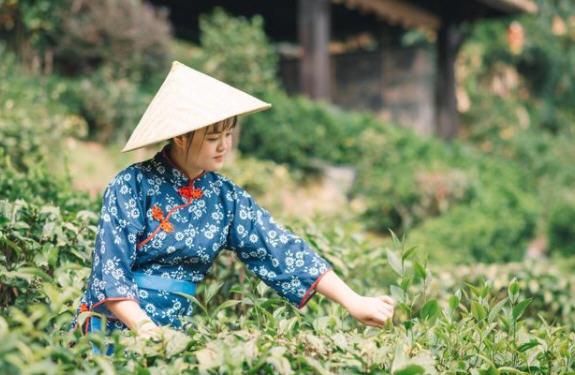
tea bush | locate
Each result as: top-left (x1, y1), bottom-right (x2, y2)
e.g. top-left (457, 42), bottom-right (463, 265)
top-left (0, 46), bottom-right (87, 170)
top-left (1, 214), bottom-right (573, 373)
top-left (547, 199), bottom-right (575, 257)
top-left (240, 89), bottom-right (367, 171)
top-left (0, 137), bottom-right (572, 372)
top-left (430, 260), bottom-right (575, 329)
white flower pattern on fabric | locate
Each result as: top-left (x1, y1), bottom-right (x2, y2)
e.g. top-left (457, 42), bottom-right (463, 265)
top-left (225, 180), bottom-right (332, 308)
top-left (69, 144), bottom-right (332, 335)
top-left (80, 166), bottom-right (146, 323)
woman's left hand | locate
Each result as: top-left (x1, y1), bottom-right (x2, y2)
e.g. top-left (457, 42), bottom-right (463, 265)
top-left (344, 294), bottom-right (395, 328)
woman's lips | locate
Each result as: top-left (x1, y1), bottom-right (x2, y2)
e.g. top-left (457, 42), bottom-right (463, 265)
top-left (214, 155), bottom-right (224, 161)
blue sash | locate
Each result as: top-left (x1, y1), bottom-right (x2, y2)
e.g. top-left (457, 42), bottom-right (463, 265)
top-left (132, 272), bottom-right (197, 296)
top-left (88, 273), bottom-right (196, 355)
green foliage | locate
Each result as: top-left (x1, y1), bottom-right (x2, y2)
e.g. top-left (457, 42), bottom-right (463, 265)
top-left (53, 0), bottom-right (173, 84)
top-left (237, 87), bottom-right (541, 264)
top-left (240, 89), bottom-right (366, 171)
top-left (0, 0), bottom-right (172, 83)
top-left (457, 0), bottom-right (575, 260)
top-left (0, 154), bottom-right (96, 213)
top-left (400, 156), bottom-right (539, 264)
top-left (427, 260), bottom-right (575, 330)
top-left (0, 0), bottom-right (68, 70)
top-left (57, 67), bottom-right (154, 143)
top-left (0, 45), bottom-right (100, 213)
top-left (1, 222), bottom-right (573, 373)
top-left (190, 7), bottom-right (280, 95)
top-left (0, 199), bottom-right (96, 310)
top-left (0, 45), bottom-right (87, 170)
top-left (547, 197), bottom-right (575, 256)
top-left (461, 0), bottom-right (575, 141)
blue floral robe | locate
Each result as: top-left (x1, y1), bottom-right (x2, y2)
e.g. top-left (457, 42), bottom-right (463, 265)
top-left (70, 144), bottom-right (333, 334)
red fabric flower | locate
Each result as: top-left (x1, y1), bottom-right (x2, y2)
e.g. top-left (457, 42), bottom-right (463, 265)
top-left (160, 221), bottom-right (174, 233)
top-left (178, 186), bottom-right (203, 201)
top-left (151, 205), bottom-right (164, 221)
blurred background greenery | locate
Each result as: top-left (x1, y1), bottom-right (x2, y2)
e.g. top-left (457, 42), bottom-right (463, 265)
top-left (1, 0), bottom-right (574, 372)
top-left (2, 0), bottom-right (573, 262)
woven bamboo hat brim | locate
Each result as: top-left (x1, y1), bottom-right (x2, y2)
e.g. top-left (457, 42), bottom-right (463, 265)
top-left (121, 60), bottom-right (272, 152)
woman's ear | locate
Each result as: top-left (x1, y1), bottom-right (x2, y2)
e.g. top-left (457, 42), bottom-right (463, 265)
top-left (172, 134), bottom-right (189, 151)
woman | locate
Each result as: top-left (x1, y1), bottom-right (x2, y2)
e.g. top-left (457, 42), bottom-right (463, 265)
top-left (70, 61), bottom-right (395, 354)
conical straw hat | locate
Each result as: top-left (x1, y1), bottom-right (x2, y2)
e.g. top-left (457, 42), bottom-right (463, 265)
top-left (121, 60), bottom-right (272, 152)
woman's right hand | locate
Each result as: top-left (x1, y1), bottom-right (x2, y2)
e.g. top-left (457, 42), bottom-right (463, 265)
top-left (135, 318), bottom-right (162, 340)
top-left (344, 294), bottom-right (395, 328)
top-left (129, 319), bottom-right (192, 356)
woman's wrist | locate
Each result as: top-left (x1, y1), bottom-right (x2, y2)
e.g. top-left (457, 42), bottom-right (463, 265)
top-left (341, 291), bottom-right (363, 312)
top-left (315, 269), bottom-right (362, 311)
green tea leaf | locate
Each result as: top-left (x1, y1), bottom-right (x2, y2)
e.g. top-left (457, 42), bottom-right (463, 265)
top-left (512, 298), bottom-right (532, 321)
top-left (394, 364), bottom-right (425, 375)
top-left (387, 249), bottom-right (404, 276)
top-left (419, 299), bottom-right (439, 321)
top-left (471, 301), bottom-right (487, 322)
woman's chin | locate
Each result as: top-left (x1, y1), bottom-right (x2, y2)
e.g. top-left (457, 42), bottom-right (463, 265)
top-left (206, 162), bottom-right (224, 171)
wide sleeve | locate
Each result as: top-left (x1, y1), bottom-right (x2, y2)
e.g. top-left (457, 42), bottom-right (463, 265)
top-left (88, 168), bottom-right (146, 317)
top-left (225, 183), bottom-right (333, 310)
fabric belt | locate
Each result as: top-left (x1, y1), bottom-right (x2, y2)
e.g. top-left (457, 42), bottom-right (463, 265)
top-left (87, 272), bottom-right (196, 355)
top-left (133, 272), bottom-right (197, 296)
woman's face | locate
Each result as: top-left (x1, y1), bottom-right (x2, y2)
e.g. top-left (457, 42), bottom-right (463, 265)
top-left (174, 123), bottom-right (234, 172)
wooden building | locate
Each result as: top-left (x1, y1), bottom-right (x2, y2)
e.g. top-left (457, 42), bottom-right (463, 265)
top-left (150, 0), bottom-right (537, 139)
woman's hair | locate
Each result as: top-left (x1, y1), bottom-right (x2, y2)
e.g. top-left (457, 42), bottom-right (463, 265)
top-left (171, 116), bottom-right (238, 163)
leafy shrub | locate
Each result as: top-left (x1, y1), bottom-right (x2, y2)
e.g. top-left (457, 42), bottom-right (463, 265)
top-left (238, 85), bottom-right (540, 263)
top-left (57, 67), bottom-right (153, 143)
top-left (400, 156), bottom-right (539, 263)
top-left (54, 0), bottom-right (173, 84)
top-left (0, 45), bottom-right (87, 170)
top-left (0, 0), bottom-right (69, 72)
top-left (431, 259), bottom-right (575, 329)
top-left (0, 199), bottom-right (97, 310)
top-left (240, 89), bottom-right (372, 171)
top-left (190, 7), bottom-right (280, 95)
top-left (460, 0), bottom-right (575, 144)
top-left (1, 228), bottom-right (573, 373)
top-left (0, 160), bottom-right (91, 214)
top-left (547, 198), bottom-right (575, 256)
top-left (0, 0), bottom-right (172, 83)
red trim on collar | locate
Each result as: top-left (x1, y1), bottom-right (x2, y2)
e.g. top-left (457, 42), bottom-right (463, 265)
top-left (178, 185), bottom-right (203, 201)
top-left (137, 146), bottom-right (207, 251)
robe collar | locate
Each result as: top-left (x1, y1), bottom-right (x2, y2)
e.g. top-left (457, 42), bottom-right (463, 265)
top-left (154, 143), bottom-right (206, 201)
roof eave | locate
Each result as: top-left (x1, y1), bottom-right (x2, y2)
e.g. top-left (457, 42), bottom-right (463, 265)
top-left (475, 0), bottom-right (538, 15)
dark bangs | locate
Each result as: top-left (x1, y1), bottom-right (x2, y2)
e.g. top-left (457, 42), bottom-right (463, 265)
top-left (207, 116), bottom-right (238, 133)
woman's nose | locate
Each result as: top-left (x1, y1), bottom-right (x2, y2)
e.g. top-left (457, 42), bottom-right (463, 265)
top-left (216, 139), bottom-right (225, 152)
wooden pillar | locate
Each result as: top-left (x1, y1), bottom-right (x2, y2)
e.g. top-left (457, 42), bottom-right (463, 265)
top-left (298, 0), bottom-right (331, 100)
top-left (435, 21), bottom-right (465, 140)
